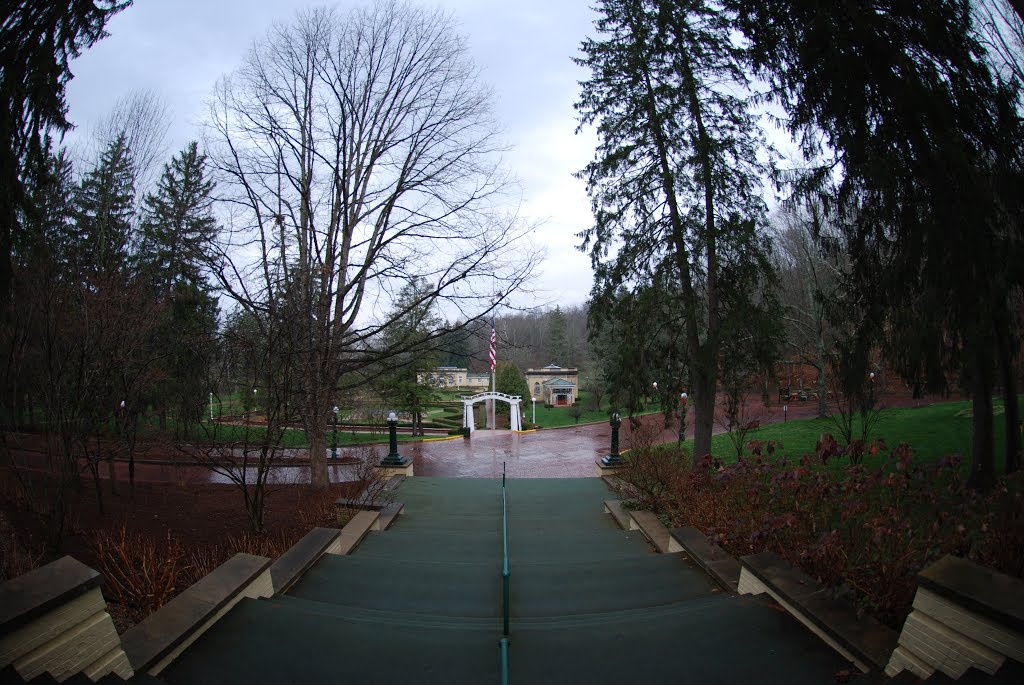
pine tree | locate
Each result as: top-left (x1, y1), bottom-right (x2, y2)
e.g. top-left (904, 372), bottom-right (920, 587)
top-left (0, 0), bottom-right (131, 301)
top-left (138, 141), bottom-right (216, 296)
top-left (546, 306), bottom-right (569, 365)
top-left (16, 137), bottom-right (75, 270)
top-left (577, 0), bottom-right (776, 459)
top-left (72, 133), bottom-right (135, 283)
top-left (136, 142), bottom-right (219, 432)
top-left (733, 0), bottom-right (1024, 487)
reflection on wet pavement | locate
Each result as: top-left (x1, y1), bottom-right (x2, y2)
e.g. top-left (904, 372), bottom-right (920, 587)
top-left (11, 396), bottom-right (887, 483)
top-left (411, 428), bottom-right (609, 478)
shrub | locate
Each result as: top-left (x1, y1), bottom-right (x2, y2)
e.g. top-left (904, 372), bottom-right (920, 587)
top-left (613, 440), bottom-right (1024, 628)
top-left (89, 527), bottom-right (189, 623)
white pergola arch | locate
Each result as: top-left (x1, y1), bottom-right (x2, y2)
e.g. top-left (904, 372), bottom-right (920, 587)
top-left (461, 392), bottom-right (523, 432)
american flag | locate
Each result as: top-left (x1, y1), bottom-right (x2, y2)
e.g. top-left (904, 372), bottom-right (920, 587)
top-left (489, 318), bottom-right (497, 372)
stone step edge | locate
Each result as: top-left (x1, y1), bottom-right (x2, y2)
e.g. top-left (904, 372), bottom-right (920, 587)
top-left (668, 527), bottom-right (742, 593)
top-left (738, 550), bottom-right (898, 674)
top-left (601, 501), bottom-right (676, 555)
top-left (0, 556), bottom-right (132, 683)
top-left (121, 553), bottom-right (273, 677)
top-left (335, 475), bottom-right (405, 528)
top-left (270, 528), bottom-right (343, 596)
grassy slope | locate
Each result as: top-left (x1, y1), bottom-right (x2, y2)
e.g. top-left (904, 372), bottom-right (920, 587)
top-left (687, 397), bottom-right (1013, 472)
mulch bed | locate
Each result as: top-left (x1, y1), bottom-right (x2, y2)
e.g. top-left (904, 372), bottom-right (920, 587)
top-left (0, 465), bottom-right (363, 631)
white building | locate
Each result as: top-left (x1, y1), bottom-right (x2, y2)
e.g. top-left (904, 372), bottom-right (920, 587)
top-left (524, 365), bottom-right (579, 406)
top-left (416, 366), bottom-right (490, 390)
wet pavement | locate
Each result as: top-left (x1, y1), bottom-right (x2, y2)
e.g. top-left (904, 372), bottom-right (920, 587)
top-left (4, 391), bottom-right (930, 483)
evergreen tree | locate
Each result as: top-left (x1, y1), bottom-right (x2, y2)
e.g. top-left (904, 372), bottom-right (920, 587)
top-left (72, 133), bottom-right (135, 283)
top-left (15, 137), bottom-right (75, 270)
top-left (495, 361), bottom-right (530, 407)
top-left (733, 0), bottom-right (1024, 487)
top-left (546, 306), bottom-right (569, 365)
top-left (577, 0), bottom-right (776, 459)
top-left (138, 141), bottom-right (216, 296)
top-left (0, 0), bottom-right (131, 301)
top-left (134, 141), bottom-right (219, 431)
top-left (378, 278), bottom-right (446, 435)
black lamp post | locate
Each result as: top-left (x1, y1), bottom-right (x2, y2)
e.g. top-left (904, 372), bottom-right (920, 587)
top-left (678, 392), bottom-right (688, 445)
top-left (331, 405), bottom-right (339, 459)
top-left (380, 411), bottom-right (408, 466)
top-left (601, 413), bottom-right (624, 466)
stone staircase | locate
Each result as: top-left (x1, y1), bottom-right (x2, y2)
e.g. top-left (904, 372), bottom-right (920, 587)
top-left (4, 477), bottom-right (1021, 683)
top-left (155, 478), bottom-right (853, 684)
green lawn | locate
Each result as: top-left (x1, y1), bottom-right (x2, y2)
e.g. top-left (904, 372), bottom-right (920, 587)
top-left (148, 420), bottom-right (422, 448)
top-left (676, 397), bottom-right (1014, 472)
top-left (523, 391), bottom-right (607, 428)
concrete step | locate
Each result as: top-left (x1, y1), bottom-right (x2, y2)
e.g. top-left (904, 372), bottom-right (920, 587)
top-left (509, 529), bottom-right (657, 563)
top-left (510, 594), bottom-right (852, 685)
top-left (285, 553), bottom-right (500, 618)
top-left (353, 529), bottom-right (500, 563)
top-left (389, 513), bottom-right (503, 533)
top-left (262, 595), bottom-right (499, 630)
top-left (159, 597), bottom-right (499, 685)
top-left (512, 554), bottom-right (718, 617)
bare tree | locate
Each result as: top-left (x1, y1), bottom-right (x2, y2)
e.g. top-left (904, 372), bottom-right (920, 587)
top-left (90, 89), bottom-right (172, 199)
top-left (773, 201), bottom-right (845, 418)
top-left (975, 0), bottom-right (1024, 89)
top-left (187, 306), bottom-right (299, 533)
top-left (205, 2), bottom-right (539, 488)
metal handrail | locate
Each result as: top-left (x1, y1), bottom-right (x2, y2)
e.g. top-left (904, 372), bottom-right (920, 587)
top-left (502, 463), bottom-right (510, 637)
top-left (499, 637), bottom-right (510, 685)
top-left (500, 463), bottom-right (511, 684)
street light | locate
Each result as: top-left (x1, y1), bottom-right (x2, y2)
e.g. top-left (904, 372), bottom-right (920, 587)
top-left (331, 406), bottom-right (339, 459)
top-left (652, 381), bottom-right (659, 410)
top-left (532, 396), bottom-right (536, 424)
top-left (678, 392), bottom-right (688, 445)
top-left (601, 413), bottom-right (623, 467)
top-left (380, 411), bottom-right (408, 467)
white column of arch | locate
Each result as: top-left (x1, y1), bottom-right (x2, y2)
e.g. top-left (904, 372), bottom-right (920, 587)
top-left (463, 399), bottom-right (475, 433)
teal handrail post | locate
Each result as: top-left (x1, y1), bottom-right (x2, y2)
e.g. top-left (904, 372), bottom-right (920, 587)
top-left (500, 637), bottom-right (510, 685)
top-left (501, 461), bottom-right (510, 684)
top-left (502, 462), bottom-right (510, 637)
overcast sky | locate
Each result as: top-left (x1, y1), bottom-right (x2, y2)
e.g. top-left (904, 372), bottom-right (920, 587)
top-left (64, 0), bottom-right (601, 308)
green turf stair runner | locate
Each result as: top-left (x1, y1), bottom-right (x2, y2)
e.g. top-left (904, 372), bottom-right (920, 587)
top-left (159, 477), bottom-right (856, 684)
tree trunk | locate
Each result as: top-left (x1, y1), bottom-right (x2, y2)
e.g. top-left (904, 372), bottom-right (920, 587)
top-left (308, 416), bottom-right (329, 489)
top-left (968, 342), bottom-right (995, 492)
top-left (997, 318), bottom-right (1021, 474)
top-left (692, 367), bottom-right (716, 460)
top-left (107, 456), bottom-right (118, 495)
top-left (816, 362), bottom-right (828, 418)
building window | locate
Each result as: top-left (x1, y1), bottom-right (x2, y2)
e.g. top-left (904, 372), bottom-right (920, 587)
top-left (534, 382), bottom-right (540, 396)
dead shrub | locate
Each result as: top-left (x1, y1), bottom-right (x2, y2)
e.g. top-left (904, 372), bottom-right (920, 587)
top-left (613, 424), bottom-right (690, 514)
top-left (88, 526), bottom-right (189, 622)
top-left (635, 444), bottom-right (1024, 628)
top-left (0, 511), bottom-right (46, 581)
